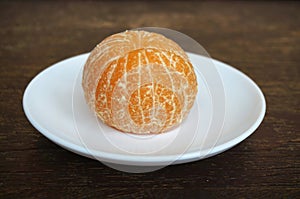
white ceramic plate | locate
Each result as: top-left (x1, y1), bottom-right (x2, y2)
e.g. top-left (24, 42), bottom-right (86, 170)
top-left (23, 53), bottom-right (266, 166)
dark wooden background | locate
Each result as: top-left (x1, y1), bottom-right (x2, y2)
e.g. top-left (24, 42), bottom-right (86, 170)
top-left (1, 1), bottom-right (299, 198)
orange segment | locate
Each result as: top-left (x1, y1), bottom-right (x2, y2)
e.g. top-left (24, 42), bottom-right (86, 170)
top-left (128, 83), bottom-right (181, 128)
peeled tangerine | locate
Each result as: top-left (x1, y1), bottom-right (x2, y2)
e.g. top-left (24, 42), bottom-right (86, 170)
top-left (82, 30), bottom-right (198, 134)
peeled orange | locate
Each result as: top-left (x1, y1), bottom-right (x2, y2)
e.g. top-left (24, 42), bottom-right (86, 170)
top-left (82, 30), bottom-right (198, 134)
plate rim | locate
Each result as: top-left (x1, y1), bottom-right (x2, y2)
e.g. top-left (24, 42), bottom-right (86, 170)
top-left (23, 53), bottom-right (266, 165)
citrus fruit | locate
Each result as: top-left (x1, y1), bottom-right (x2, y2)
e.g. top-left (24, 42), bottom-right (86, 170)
top-left (82, 30), bottom-right (198, 134)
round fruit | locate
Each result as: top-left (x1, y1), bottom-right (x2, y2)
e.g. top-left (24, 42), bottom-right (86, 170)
top-left (82, 30), bottom-right (198, 134)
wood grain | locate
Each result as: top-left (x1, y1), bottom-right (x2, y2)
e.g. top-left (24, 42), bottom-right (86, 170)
top-left (0, 1), bottom-right (299, 198)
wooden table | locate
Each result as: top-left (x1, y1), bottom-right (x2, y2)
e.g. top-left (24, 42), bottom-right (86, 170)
top-left (1, 1), bottom-right (299, 198)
